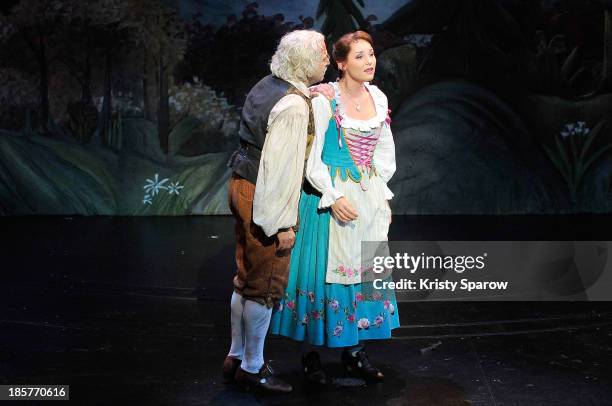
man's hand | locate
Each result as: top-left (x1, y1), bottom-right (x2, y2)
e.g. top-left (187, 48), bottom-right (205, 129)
top-left (308, 83), bottom-right (335, 100)
top-left (331, 197), bottom-right (358, 223)
top-left (276, 228), bottom-right (296, 252)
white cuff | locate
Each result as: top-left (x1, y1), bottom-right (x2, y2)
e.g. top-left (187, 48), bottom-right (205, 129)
top-left (318, 189), bottom-right (344, 209)
top-left (383, 183), bottom-right (394, 200)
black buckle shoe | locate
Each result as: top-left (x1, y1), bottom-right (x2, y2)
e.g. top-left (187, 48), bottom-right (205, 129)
top-left (222, 356), bottom-right (242, 384)
top-left (341, 347), bottom-right (384, 382)
top-left (302, 351), bottom-right (327, 385)
top-left (235, 362), bottom-right (293, 393)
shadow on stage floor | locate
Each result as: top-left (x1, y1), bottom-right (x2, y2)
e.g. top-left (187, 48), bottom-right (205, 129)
top-left (1, 215), bottom-right (612, 405)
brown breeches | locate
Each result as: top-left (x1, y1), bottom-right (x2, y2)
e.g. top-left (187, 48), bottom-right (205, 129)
top-left (228, 174), bottom-right (291, 308)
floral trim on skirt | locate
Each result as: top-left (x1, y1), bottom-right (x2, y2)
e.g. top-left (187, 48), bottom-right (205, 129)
top-left (269, 186), bottom-right (400, 347)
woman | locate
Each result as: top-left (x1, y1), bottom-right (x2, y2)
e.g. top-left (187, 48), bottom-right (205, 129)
top-left (269, 30), bottom-right (398, 384)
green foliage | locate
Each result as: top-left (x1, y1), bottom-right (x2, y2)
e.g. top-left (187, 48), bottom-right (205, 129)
top-left (0, 134), bottom-right (117, 214)
top-left (168, 115), bottom-right (201, 156)
top-left (135, 154), bottom-right (230, 215)
top-left (106, 111), bottom-right (123, 150)
top-left (542, 120), bottom-right (612, 205)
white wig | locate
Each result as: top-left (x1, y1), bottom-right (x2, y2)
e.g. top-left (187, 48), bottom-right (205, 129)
top-left (270, 30), bottom-right (324, 84)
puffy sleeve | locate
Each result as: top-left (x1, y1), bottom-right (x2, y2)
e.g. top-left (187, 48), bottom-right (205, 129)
top-left (306, 95), bottom-right (344, 209)
top-left (372, 91), bottom-right (396, 200)
top-left (253, 94), bottom-right (309, 237)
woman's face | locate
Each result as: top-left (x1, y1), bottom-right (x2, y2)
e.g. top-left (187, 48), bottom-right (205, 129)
top-left (338, 39), bottom-right (376, 82)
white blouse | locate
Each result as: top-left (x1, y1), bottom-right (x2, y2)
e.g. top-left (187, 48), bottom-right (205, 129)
top-left (306, 82), bottom-right (396, 209)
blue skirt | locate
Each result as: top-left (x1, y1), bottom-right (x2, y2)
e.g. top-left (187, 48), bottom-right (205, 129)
top-left (269, 186), bottom-right (400, 347)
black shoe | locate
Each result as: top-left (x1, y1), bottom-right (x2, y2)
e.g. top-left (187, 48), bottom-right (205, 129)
top-left (302, 351), bottom-right (327, 385)
top-left (341, 347), bottom-right (384, 382)
top-left (234, 362), bottom-right (293, 393)
top-left (222, 356), bottom-right (241, 384)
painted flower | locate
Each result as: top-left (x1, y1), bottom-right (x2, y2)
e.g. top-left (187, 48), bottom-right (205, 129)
top-left (384, 299), bottom-right (391, 309)
top-left (560, 121), bottom-right (590, 138)
top-left (312, 310), bottom-right (321, 320)
top-left (355, 293), bottom-right (364, 302)
top-left (329, 299), bottom-right (339, 312)
top-left (307, 291), bottom-right (315, 303)
top-left (143, 173), bottom-right (169, 196)
top-left (302, 313), bottom-right (309, 325)
top-left (287, 300), bottom-right (295, 310)
top-left (275, 302), bottom-right (283, 312)
top-left (357, 318), bottom-right (370, 330)
top-left (374, 315), bottom-right (384, 327)
top-left (142, 195), bottom-right (153, 205)
top-left (333, 322), bottom-right (344, 337)
top-left (167, 181), bottom-right (184, 195)
top-left (347, 268), bottom-right (354, 277)
top-left (347, 314), bottom-right (355, 323)
top-left (389, 303), bottom-right (395, 315)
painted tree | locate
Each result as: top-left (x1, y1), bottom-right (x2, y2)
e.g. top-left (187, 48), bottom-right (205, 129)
top-left (126, 0), bottom-right (186, 153)
top-left (590, 0), bottom-right (612, 95)
top-left (5, 0), bottom-right (70, 133)
top-left (53, 0), bottom-right (129, 142)
top-left (57, 0), bottom-right (127, 105)
top-left (316, 0), bottom-right (368, 43)
top-left (382, 0), bottom-right (531, 87)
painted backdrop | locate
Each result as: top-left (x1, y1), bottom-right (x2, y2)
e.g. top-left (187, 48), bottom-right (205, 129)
top-left (0, 0), bottom-right (610, 215)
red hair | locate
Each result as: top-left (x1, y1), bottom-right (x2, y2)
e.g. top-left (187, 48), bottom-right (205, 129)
top-left (332, 31), bottom-right (374, 76)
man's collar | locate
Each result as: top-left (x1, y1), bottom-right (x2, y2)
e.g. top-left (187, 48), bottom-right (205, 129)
top-left (286, 79), bottom-right (309, 97)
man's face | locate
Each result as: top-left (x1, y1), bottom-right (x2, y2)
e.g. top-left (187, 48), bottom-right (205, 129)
top-left (308, 39), bottom-right (329, 85)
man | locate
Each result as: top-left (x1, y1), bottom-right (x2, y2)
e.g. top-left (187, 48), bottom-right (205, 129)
top-left (223, 30), bottom-right (329, 393)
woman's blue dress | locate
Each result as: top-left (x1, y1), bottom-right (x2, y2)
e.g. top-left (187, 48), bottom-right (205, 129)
top-left (269, 98), bottom-right (400, 348)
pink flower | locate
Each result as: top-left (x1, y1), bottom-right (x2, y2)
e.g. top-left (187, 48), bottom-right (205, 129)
top-left (329, 299), bottom-right (339, 311)
top-left (347, 268), bottom-right (354, 277)
top-left (302, 313), bottom-right (309, 325)
top-left (355, 293), bottom-right (363, 302)
top-left (347, 314), bottom-right (355, 323)
top-left (338, 265), bottom-right (345, 275)
top-left (307, 291), bottom-right (315, 303)
top-left (384, 299), bottom-right (390, 309)
top-left (287, 300), bottom-right (295, 310)
top-left (312, 310), bottom-right (321, 320)
top-left (333, 324), bottom-right (343, 337)
top-left (374, 315), bottom-right (384, 327)
top-left (357, 318), bottom-right (370, 330)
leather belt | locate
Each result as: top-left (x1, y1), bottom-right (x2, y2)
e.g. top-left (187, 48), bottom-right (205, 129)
top-left (239, 140), bottom-right (262, 160)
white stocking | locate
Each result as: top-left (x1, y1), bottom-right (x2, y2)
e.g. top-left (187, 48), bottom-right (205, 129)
top-left (227, 291), bottom-right (246, 360)
top-left (240, 299), bottom-right (272, 374)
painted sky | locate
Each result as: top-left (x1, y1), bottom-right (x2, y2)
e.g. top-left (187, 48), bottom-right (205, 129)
top-left (180, 0), bottom-right (411, 27)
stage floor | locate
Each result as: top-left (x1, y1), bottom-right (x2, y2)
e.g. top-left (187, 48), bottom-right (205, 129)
top-left (2, 215), bottom-right (612, 405)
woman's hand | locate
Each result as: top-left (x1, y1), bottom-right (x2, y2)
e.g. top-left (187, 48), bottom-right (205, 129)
top-left (308, 83), bottom-right (335, 100)
top-left (331, 197), bottom-right (358, 223)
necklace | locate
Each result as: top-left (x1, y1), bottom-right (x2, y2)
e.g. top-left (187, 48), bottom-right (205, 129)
top-left (340, 80), bottom-right (364, 111)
